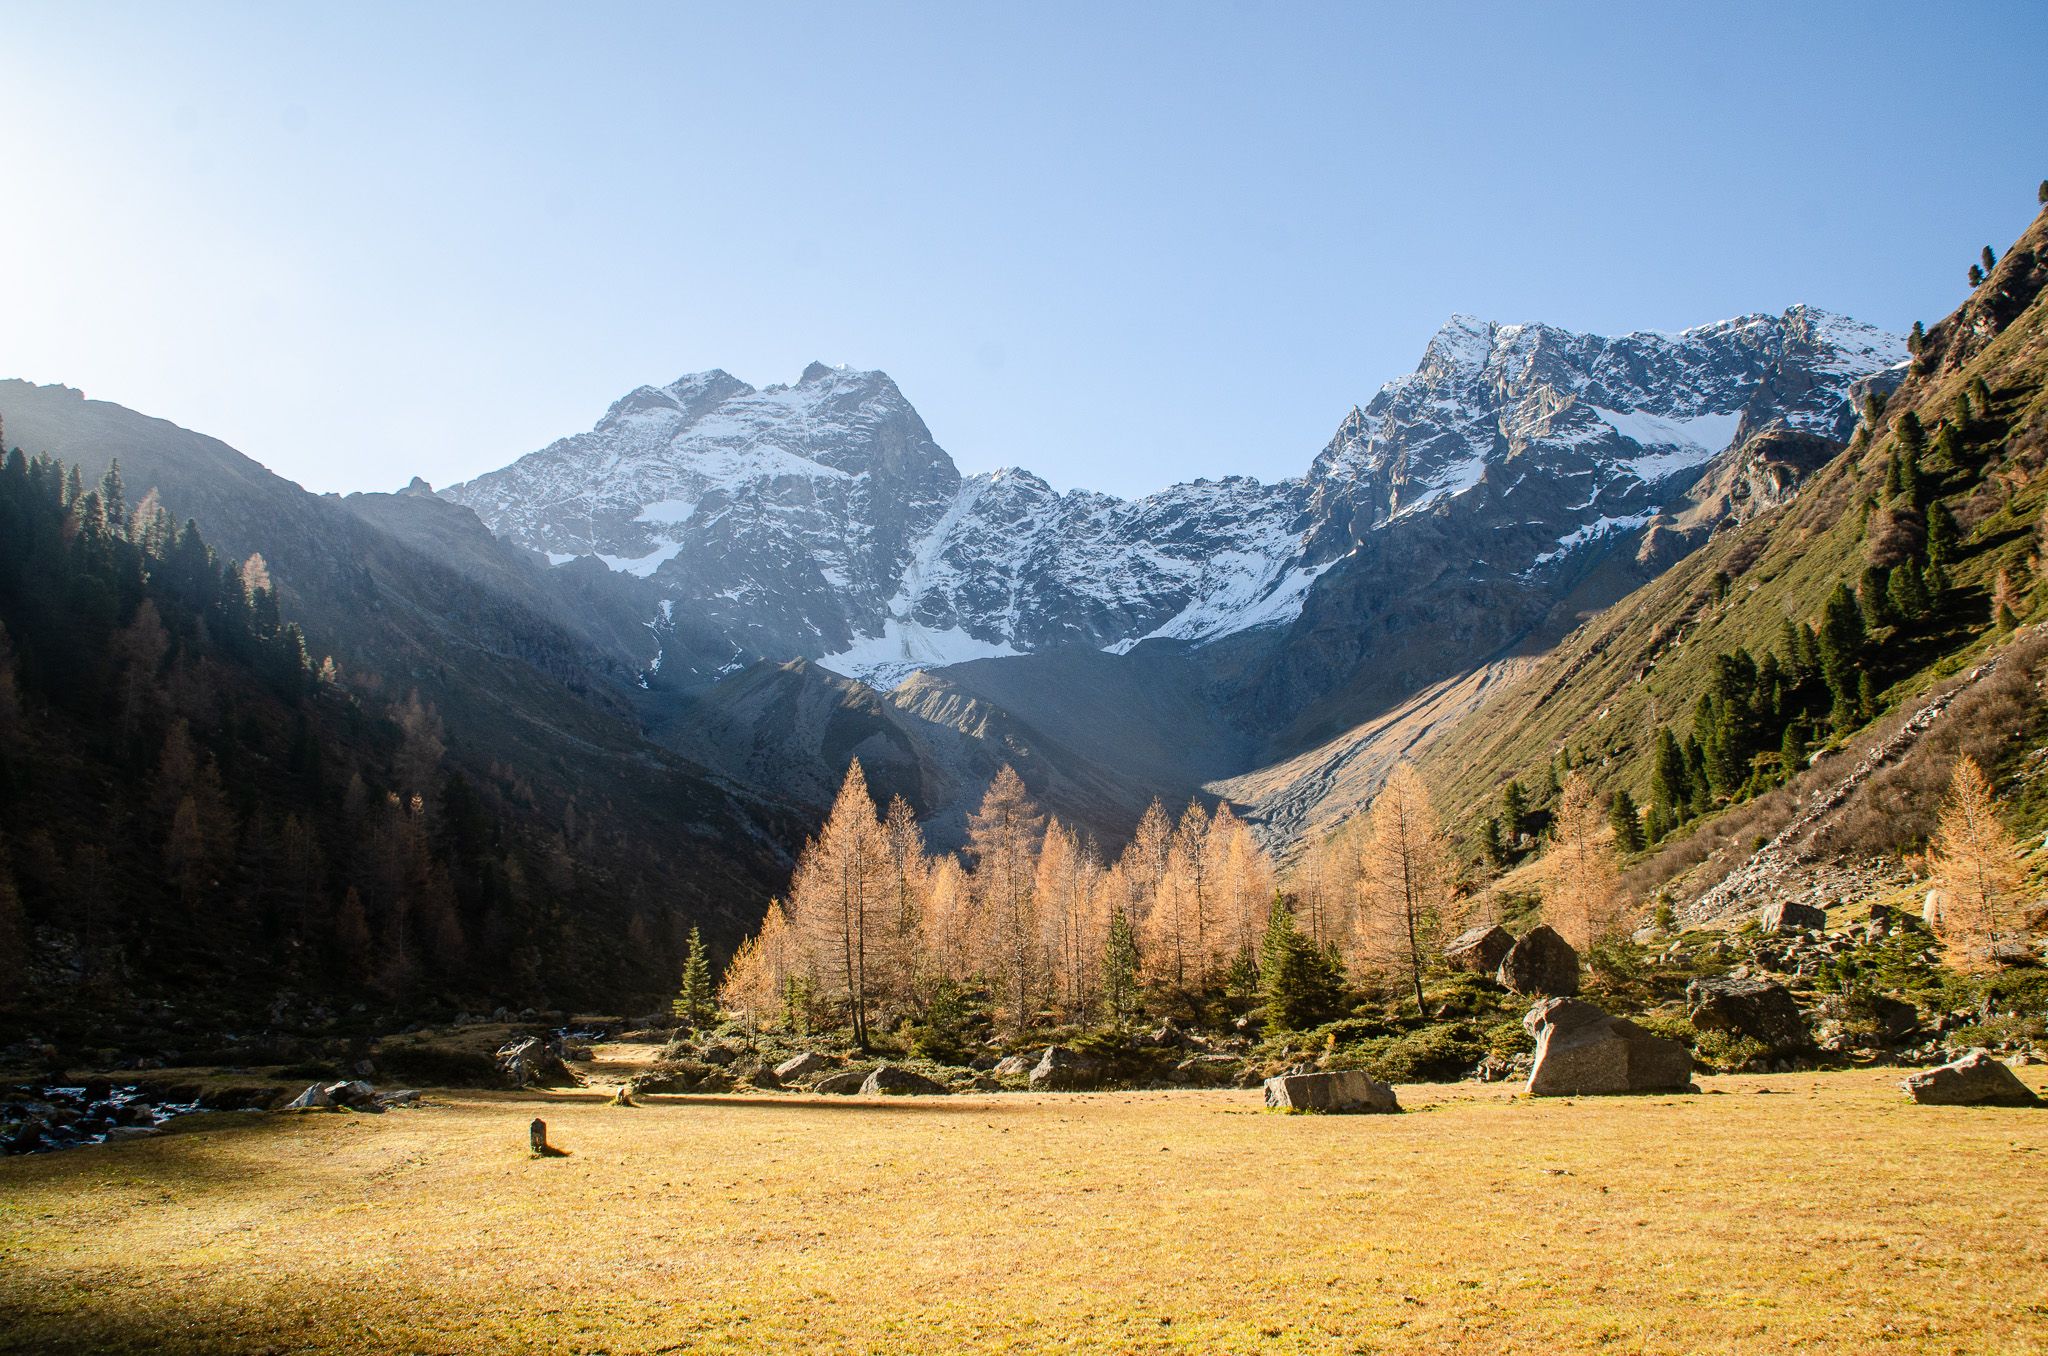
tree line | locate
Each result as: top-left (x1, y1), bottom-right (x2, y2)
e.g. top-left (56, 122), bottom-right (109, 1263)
top-left (718, 760), bottom-right (1632, 1045)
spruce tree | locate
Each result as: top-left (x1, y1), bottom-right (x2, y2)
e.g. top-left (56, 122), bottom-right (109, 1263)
top-left (1650, 727), bottom-right (1690, 819)
top-left (674, 926), bottom-right (715, 1029)
top-left (1969, 264), bottom-right (1985, 288)
top-left (1906, 320), bottom-right (1925, 354)
top-left (1779, 721), bottom-right (1806, 777)
top-left (2039, 179), bottom-right (2047, 206)
top-left (1926, 502), bottom-right (1959, 566)
top-left (1896, 411), bottom-right (1926, 457)
top-left (1858, 565), bottom-right (1894, 632)
top-left (1479, 815), bottom-right (1507, 868)
top-left (1608, 788), bottom-right (1645, 855)
top-left (1101, 905), bottom-right (1141, 1029)
top-left (1500, 779), bottom-right (1528, 845)
top-left (1259, 896), bottom-right (1343, 1030)
top-left (1981, 245), bottom-right (1998, 274)
top-left (1818, 583), bottom-right (1866, 726)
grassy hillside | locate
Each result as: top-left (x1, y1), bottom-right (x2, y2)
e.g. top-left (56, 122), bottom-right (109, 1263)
top-left (1420, 201), bottom-right (2048, 871)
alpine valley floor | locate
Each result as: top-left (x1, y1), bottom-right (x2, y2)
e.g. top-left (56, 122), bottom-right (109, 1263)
top-left (3, 1069), bottom-right (2045, 1355)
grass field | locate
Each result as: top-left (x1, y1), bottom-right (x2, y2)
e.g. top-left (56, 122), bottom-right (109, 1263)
top-left (4, 1068), bottom-right (2047, 1355)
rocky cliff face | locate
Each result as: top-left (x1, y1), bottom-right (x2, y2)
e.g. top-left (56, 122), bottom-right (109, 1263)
top-left (444, 309), bottom-right (1902, 702)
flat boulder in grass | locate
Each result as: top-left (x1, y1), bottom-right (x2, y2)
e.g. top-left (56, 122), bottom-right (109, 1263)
top-left (1758, 899), bottom-right (1827, 934)
top-left (774, 1052), bottom-right (833, 1081)
top-left (812, 1069), bottom-right (870, 1096)
top-left (990, 1054), bottom-right (1035, 1079)
top-left (1525, 998), bottom-right (1694, 1097)
top-left (1497, 925), bottom-right (1580, 997)
top-left (860, 1066), bottom-right (949, 1097)
top-left (1029, 1046), bottom-right (1103, 1091)
top-left (1686, 975), bottom-right (1812, 1050)
top-left (1263, 1070), bottom-right (1399, 1114)
top-left (1444, 924), bottom-right (1514, 975)
top-left (1901, 1049), bottom-right (2043, 1107)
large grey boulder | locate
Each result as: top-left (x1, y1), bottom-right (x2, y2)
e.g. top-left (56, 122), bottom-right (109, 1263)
top-left (1497, 926), bottom-right (1581, 997)
top-left (860, 1066), bottom-right (949, 1097)
top-left (1444, 924), bottom-right (1514, 976)
top-left (990, 1054), bottom-right (1035, 1080)
top-left (1901, 1049), bottom-right (2043, 1107)
top-left (1028, 1046), bottom-right (1103, 1092)
top-left (1686, 975), bottom-right (1812, 1050)
top-left (1263, 1070), bottom-right (1399, 1114)
top-left (812, 1068), bottom-right (870, 1095)
top-left (495, 1036), bottom-right (569, 1088)
top-left (774, 1051), bottom-right (833, 1081)
top-left (284, 1083), bottom-right (333, 1111)
top-left (1757, 900), bottom-right (1827, 934)
top-left (1525, 998), bottom-right (1693, 1096)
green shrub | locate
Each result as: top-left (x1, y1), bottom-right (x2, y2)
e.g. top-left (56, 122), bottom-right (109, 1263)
top-left (1330, 1023), bottom-right (1489, 1083)
top-left (1692, 1028), bottom-right (1771, 1072)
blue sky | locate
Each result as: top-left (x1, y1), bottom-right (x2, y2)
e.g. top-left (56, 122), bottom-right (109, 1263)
top-left (3, 3), bottom-right (2045, 499)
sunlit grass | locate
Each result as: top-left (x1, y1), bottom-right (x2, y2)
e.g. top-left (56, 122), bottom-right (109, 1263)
top-left (3, 1068), bottom-right (2046, 1353)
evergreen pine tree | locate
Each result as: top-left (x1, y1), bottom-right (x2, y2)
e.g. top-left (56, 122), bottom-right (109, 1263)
top-left (1608, 788), bottom-right (1645, 854)
top-left (1926, 502), bottom-right (1959, 566)
top-left (1650, 727), bottom-right (1690, 820)
top-left (1857, 670), bottom-right (1879, 721)
top-left (674, 926), bottom-right (716, 1028)
top-left (1478, 815), bottom-right (1507, 868)
top-left (1101, 905), bottom-right (1141, 1029)
top-left (1644, 802), bottom-right (1670, 845)
top-left (1779, 720), bottom-right (1806, 777)
top-left (1885, 563), bottom-right (1918, 624)
top-left (1906, 320), bottom-right (1925, 354)
top-left (1857, 565), bottom-right (1894, 632)
top-left (1499, 780), bottom-right (1528, 845)
top-left (1969, 264), bottom-right (1985, 288)
top-left (1896, 411), bottom-right (1926, 457)
top-left (1259, 895), bottom-right (1343, 1030)
top-left (1818, 582), bottom-right (1866, 726)
top-left (1981, 245), bottom-right (1998, 274)
top-left (2039, 179), bottom-right (2047, 206)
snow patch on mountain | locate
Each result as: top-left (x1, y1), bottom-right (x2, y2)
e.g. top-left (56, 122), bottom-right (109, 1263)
top-left (1592, 407), bottom-right (1745, 481)
top-left (817, 618), bottom-right (1023, 690)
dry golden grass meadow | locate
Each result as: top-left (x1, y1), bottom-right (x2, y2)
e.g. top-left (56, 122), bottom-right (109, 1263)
top-left (4, 1066), bottom-right (2047, 1355)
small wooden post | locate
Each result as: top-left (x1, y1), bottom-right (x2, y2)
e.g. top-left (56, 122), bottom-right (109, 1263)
top-left (529, 1117), bottom-right (548, 1154)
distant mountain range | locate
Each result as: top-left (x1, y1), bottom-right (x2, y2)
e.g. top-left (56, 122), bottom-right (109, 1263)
top-left (0, 301), bottom-right (1911, 861)
top-left (444, 308), bottom-right (1900, 691)
top-left (419, 306), bottom-right (1903, 844)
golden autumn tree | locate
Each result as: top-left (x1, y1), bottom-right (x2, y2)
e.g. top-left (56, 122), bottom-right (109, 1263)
top-left (876, 794), bottom-right (930, 1008)
top-left (790, 760), bottom-right (889, 1047)
top-left (919, 853), bottom-right (977, 996)
top-left (1355, 764), bottom-right (1458, 1011)
top-left (1543, 772), bottom-right (1623, 951)
top-left (1149, 801), bottom-right (1217, 990)
top-left (1120, 799), bottom-right (1174, 946)
top-left (1209, 804), bottom-right (1274, 974)
top-left (967, 765), bottom-right (1047, 1032)
top-left (719, 898), bottom-right (802, 1028)
top-left (1035, 818), bottom-right (1105, 1022)
top-left (1928, 756), bottom-right (2028, 972)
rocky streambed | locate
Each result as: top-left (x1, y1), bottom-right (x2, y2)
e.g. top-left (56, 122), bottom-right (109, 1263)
top-left (1, 1081), bottom-right (230, 1156)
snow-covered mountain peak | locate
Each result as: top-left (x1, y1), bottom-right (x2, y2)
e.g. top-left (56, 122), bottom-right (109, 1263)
top-left (446, 308), bottom-right (1901, 689)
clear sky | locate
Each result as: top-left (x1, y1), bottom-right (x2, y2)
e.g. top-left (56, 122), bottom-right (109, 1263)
top-left (4, 3), bottom-right (2045, 500)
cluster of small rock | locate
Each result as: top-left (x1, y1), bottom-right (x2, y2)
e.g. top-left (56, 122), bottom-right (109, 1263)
top-left (281, 1080), bottom-right (421, 1113)
top-left (2, 1083), bottom-right (205, 1155)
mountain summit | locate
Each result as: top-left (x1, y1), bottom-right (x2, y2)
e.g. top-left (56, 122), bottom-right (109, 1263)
top-left (444, 309), bottom-right (1903, 690)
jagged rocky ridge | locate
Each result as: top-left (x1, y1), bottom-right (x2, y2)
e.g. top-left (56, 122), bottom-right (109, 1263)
top-left (445, 310), bottom-right (1903, 692)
